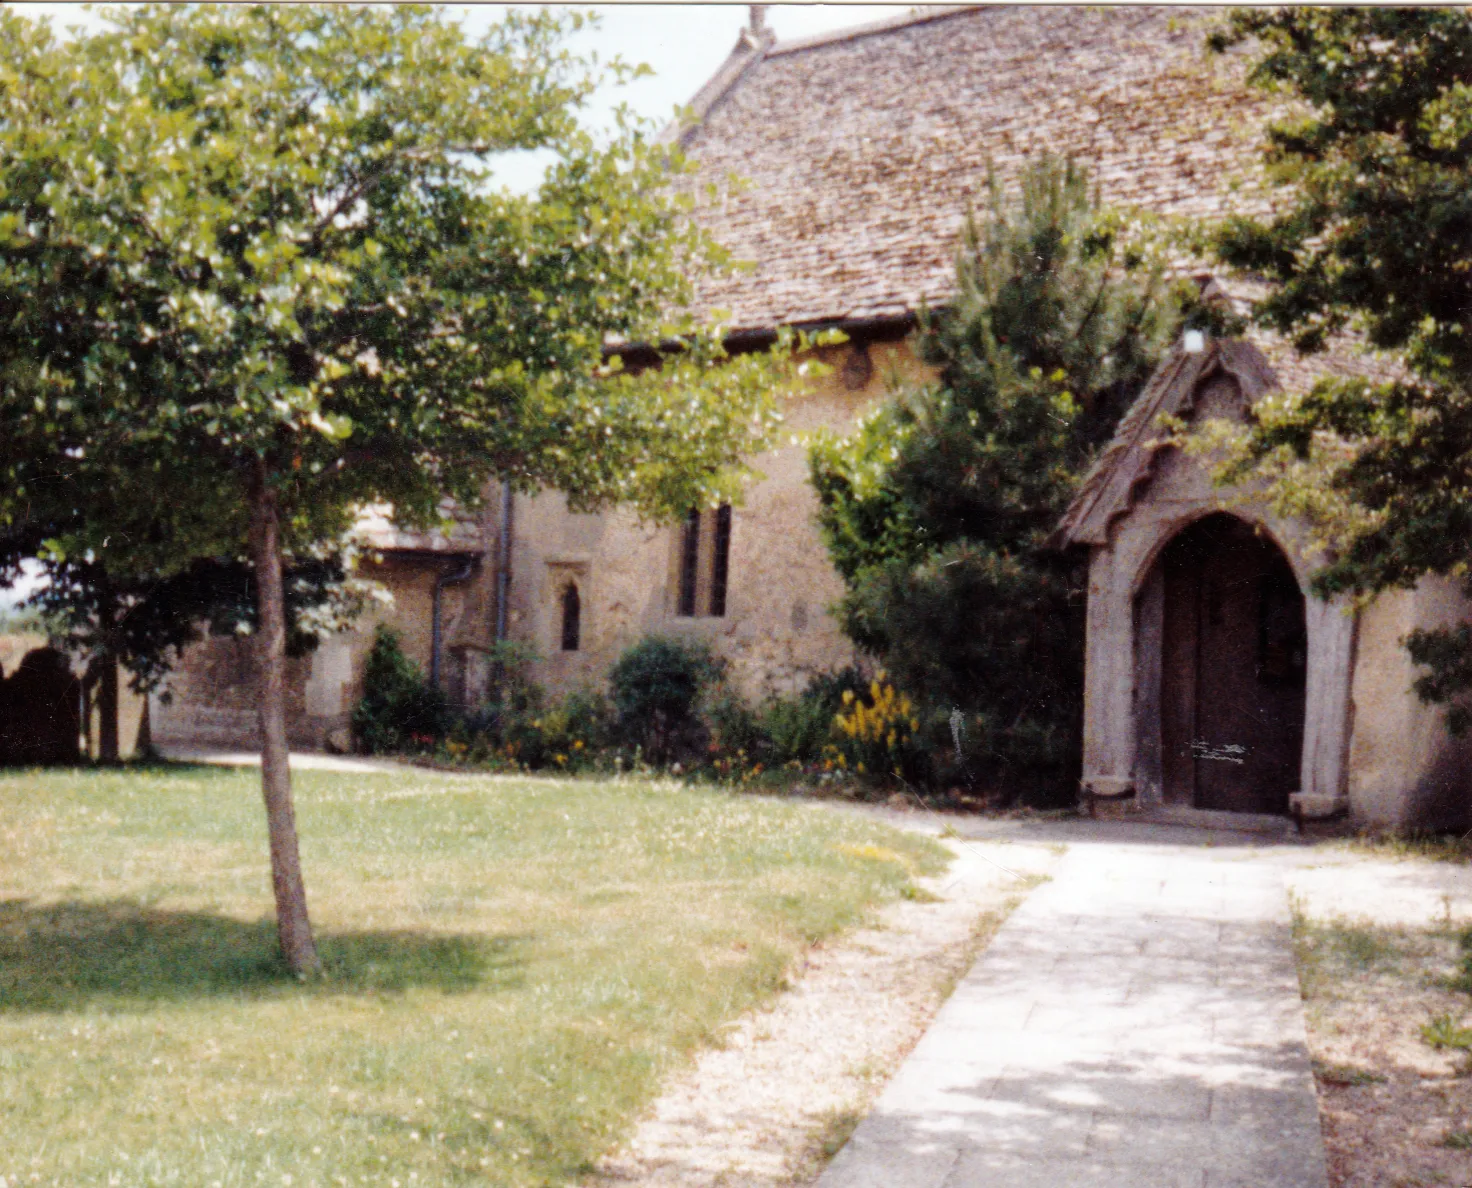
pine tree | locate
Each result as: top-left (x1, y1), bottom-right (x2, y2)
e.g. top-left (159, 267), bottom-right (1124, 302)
top-left (811, 159), bottom-right (1192, 799)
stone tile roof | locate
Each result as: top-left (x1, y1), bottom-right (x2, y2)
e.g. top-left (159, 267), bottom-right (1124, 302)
top-left (1051, 338), bottom-right (1278, 549)
top-left (679, 6), bottom-right (1275, 332)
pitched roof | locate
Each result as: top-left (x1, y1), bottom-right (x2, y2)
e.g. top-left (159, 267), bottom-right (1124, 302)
top-left (678, 6), bottom-right (1275, 332)
top-left (1049, 331), bottom-right (1395, 550)
top-left (1050, 338), bottom-right (1276, 550)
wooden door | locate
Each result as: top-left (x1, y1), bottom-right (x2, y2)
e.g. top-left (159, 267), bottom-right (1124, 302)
top-left (1159, 516), bottom-right (1306, 814)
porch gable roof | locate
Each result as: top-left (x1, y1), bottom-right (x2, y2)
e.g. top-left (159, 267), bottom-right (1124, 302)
top-left (1049, 337), bottom-right (1278, 551)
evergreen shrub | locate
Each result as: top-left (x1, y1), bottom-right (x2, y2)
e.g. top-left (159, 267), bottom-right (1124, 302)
top-left (609, 635), bottom-right (722, 764)
top-left (351, 626), bottom-right (449, 753)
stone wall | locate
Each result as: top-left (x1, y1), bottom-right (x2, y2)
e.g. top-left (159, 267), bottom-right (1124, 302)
top-left (153, 338), bottom-right (932, 748)
top-left (509, 338), bottom-right (934, 703)
top-left (1347, 578), bottom-right (1472, 831)
top-left (151, 553), bottom-right (484, 751)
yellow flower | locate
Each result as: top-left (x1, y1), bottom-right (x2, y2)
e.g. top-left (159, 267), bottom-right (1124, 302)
top-left (842, 689), bottom-right (855, 705)
top-left (573, 740), bottom-right (584, 750)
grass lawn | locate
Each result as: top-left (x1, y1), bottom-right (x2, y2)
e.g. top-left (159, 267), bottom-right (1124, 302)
top-left (0, 764), bottom-right (946, 1187)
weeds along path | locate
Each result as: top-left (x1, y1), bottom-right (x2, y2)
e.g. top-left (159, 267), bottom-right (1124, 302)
top-left (1282, 846), bottom-right (1472, 1187)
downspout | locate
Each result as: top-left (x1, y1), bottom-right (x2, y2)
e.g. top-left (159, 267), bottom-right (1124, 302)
top-left (494, 481), bottom-right (514, 645)
top-left (430, 557), bottom-right (476, 691)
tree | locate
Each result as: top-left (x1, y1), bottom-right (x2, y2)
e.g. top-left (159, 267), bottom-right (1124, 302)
top-left (810, 158), bottom-right (1193, 799)
top-left (1210, 9), bottom-right (1472, 729)
top-left (0, 5), bottom-right (797, 974)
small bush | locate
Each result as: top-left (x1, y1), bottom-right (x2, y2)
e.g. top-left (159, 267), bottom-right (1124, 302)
top-left (762, 667), bottom-right (863, 765)
top-left (513, 688), bottom-right (615, 771)
top-left (609, 636), bottom-right (722, 765)
top-left (351, 626), bottom-right (449, 753)
top-left (707, 686), bottom-right (766, 757)
top-left (762, 696), bottom-right (830, 766)
top-left (825, 670), bottom-right (922, 783)
top-left (1422, 1012), bottom-right (1472, 1051)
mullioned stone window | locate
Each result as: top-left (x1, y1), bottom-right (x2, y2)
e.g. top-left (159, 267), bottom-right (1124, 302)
top-left (675, 505), bottom-right (732, 618)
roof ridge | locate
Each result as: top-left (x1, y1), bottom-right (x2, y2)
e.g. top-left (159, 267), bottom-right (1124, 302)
top-left (766, 5), bottom-right (986, 57)
top-left (659, 24), bottom-right (777, 147)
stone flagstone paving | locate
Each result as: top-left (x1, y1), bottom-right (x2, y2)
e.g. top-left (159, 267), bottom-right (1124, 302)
top-left (817, 842), bottom-right (1328, 1188)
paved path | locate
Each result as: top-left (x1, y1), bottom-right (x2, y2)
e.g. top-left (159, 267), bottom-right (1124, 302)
top-left (818, 841), bottom-right (1327, 1188)
top-left (159, 746), bottom-right (408, 775)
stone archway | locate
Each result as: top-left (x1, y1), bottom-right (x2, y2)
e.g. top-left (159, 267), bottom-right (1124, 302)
top-left (1058, 337), bottom-right (1356, 820)
top-left (1150, 514), bottom-right (1306, 814)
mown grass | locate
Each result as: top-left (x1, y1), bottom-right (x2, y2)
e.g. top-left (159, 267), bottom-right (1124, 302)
top-left (0, 763), bottom-right (946, 1187)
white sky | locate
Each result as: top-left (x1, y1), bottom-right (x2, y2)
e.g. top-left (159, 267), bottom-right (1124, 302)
top-left (15, 4), bottom-right (917, 127)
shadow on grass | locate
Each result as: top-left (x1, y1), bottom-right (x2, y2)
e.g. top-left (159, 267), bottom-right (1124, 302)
top-left (0, 899), bottom-right (526, 1012)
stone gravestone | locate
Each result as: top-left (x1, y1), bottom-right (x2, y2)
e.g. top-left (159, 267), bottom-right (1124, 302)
top-left (0, 647), bottom-right (81, 764)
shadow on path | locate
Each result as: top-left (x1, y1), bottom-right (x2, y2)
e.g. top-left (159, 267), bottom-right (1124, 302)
top-left (826, 1045), bottom-right (1325, 1187)
top-left (0, 898), bottom-right (527, 1011)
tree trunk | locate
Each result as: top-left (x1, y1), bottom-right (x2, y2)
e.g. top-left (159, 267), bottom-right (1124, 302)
top-left (96, 596), bottom-right (119, 762)
top-left (135, 695), bottom-right (151, 757)
top-left (248, 466), bottom-right (322, 978)
top-left (97, 656), bottom-right (119, 762)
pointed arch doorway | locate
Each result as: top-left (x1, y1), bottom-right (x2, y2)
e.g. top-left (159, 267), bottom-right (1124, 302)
top-left (1148, 514), bottom-right (1307, 815)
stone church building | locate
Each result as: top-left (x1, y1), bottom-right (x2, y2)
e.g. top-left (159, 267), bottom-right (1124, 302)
top-left (154, 7), bottom-right (1472, 829)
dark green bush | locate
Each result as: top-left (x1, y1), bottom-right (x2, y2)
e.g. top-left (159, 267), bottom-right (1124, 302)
top-left (706, 686), bottom-right (766, 758)
top-left (762, 667), bottom-right (864, 765)
top-left (609, 635), bottom-right (722, 764)
top-left (351, 626), bottom-right (450, 753)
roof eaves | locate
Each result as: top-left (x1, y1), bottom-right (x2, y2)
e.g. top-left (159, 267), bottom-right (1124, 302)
top-left (659, 25), bottom-right (777, 148)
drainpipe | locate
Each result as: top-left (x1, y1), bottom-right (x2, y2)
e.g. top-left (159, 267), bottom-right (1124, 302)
top-left (430, 557), bottom-right (475, 691)
top-left (494, 480), bottom-right (514, 646)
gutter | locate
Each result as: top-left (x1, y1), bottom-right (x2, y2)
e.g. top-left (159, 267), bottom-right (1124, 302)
top-left (606, 311), bottom-right (919, 369)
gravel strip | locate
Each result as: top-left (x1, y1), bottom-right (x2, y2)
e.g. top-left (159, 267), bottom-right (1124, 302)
top-left (587, 835), bottom-right (1059, 1188)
